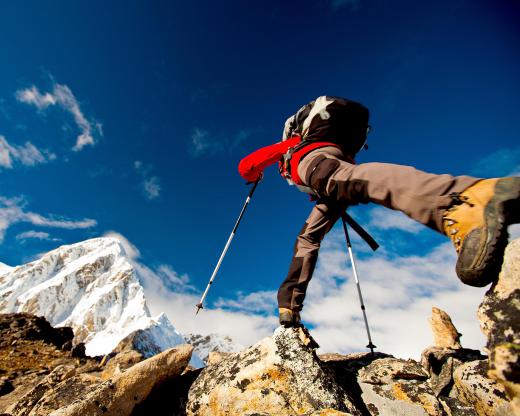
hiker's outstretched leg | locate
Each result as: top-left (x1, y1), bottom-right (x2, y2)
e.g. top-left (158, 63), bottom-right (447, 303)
top-left (277, 199), bottom-right (347, 326)
top-left (298, 152), bottom-right (520, 286)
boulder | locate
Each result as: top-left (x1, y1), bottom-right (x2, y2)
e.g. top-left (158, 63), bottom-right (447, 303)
top-left (451, 360), bottom-right (512, 416)
top-left (101, 349), bottom-right (143, 380)
top-left (357, 357), bottom-right (444, 415)
top-left (429, 307), bottom-right (462, 349)
top-left (49, 344), bottom-right (193, 416)
top-left (186, 326), bottom-right (361, 416)
top-left (5, 365), bottom-right (79, 416)
top-left (207, 351), bottom-right (233, 366)
top-left (0, 314), bottom-right (73, 351)
top-left (420, 347), bottom-right (484, 397)
top-left (477, 238), bottom-right (520, 414)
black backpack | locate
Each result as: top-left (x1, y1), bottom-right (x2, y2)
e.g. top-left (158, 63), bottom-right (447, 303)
top-left (282, 96), bottom-right (370, 158)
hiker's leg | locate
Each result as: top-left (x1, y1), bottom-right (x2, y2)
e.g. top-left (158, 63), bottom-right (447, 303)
top-left (277, 199), bottom-right (347, 313)
top-left (299, 153), bottom-right (480, 233)
top-left (299, 152), bottom-right (520, 287)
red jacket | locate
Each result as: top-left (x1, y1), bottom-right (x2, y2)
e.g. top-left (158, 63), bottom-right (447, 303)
top-left (238, 136), bottom-right (340, 185)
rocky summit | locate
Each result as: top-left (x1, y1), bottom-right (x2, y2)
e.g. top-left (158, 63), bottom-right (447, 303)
top-left (0, 238), bottom-right (518, 415)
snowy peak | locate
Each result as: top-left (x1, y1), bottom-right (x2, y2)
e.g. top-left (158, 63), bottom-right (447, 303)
top-left (185, 332), bottom-right (244, 363)
top-left (0, 237), bottom-right (202, 365)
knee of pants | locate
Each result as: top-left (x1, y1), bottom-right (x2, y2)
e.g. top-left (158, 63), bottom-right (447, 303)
top-left (294, 234), bottom-right (321, 257)
top-left (308, 158), bottom-right (341, 194)
top-left (309, 159), bottom-right (370, 204)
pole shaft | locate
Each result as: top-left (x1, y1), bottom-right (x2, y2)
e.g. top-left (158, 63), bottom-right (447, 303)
top-left (341, 213), bottom-right (375, 348)
top-left (197, 181), bottom-right (259, 310)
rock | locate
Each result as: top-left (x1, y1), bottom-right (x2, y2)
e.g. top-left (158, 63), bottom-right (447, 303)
top-left (100, 350), bottom-right (143, 380)
top-left (420, 347), bottom-right (485, 397)
top-left (477, 238), bottom-right (520, 414)
top-left (19, 373), bottom-right (100, 416)
top-left (451, 360), bottom-right (512, 416)
top-left (70, 343), bottom-right (86, 358)
top-left (5, 365), bottom-right (77, 416)
top-left (186, 326), bottom-right (361, 416)
top-left (49, 344), bottom-right (193, 416)
top-left (358, 358), bottom-right (429, 384)
top-left (131, 367), bottom-right (203, 416)
top-left (0, 314), bottom-right (73, 350)
top-left (111, 328), bottom-right (162, 358)
top-left (0, 378), bottom-right (13, 397)
top-left (357, 357), bottom-right (444, 415)
top-left (438, 396), bottom-right (478, 416)
top-left (429, 307), bottom-right (462, 349)
top-left (207, 351), bottom-right (233, 366)
top-left (319, 352), bottom-right (393, 414)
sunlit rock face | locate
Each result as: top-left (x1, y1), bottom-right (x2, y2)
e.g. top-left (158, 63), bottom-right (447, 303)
top-left (478, 238), bottom-right (520, 415)
top-left (186, 326), bottom-right (361, 416)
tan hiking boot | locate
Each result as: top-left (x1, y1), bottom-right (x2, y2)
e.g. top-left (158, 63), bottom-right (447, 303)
top-left (278, 308), bottom-right (302, 327)
top-left (442, 177), bottom-right (520, 286)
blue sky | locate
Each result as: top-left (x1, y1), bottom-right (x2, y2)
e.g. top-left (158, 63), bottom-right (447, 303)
top-left (0, 0), bottom-right (519, 357)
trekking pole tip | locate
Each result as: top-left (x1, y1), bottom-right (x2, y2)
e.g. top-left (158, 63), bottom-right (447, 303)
top-left (195, 303), bottom-right (203, 315)
top-left (367, 342), bottom-right (377, 355)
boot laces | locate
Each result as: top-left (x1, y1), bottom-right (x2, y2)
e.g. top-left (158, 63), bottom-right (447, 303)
top-left (442, 192), bottom-right (476, 252)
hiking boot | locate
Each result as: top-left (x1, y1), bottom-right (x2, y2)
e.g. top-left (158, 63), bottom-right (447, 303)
top-left (442, 177), bottom-right (520, 287)
top-left (278, 308), bottom-right (302, 327)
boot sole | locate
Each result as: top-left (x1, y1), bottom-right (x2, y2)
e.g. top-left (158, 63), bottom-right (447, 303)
top-left (456, 177), bottom-right (520, 287)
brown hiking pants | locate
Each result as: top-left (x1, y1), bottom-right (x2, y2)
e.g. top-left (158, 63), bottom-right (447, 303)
top-left (277, 147), bottom-right (481, 312)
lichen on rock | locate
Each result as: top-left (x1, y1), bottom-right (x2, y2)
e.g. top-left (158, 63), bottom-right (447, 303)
top-left (186, 326), bottom-right (361, 416)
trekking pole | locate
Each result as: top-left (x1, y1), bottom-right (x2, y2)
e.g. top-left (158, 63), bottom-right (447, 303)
top-left (195, 178), bottom-right (261, 315)
top-left (341, 212), bottom-right (377, 354)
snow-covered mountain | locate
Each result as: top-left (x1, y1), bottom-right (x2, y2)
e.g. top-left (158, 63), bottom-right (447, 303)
top-left (0, 237), bottom-right (205, 367)
top-left (185, 333), bottom-right (244, 363)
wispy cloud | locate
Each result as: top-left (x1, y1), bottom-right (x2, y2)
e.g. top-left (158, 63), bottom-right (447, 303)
top-left (143, 177), bottom-right (161, 200)
top-left (0, 196), bottom-right (97, 243)
top-left (188, 127), bottom-right (250, 157)
top-left (15, 81), bottom-right (102, 152)
top-left (471, 146), bottom-right (520, 178)
top-left (303, 233), bottom-right (489, 359)
top-left (15, 230), bottom-right (61, 243)
top-left (367, 206), bottom-right (424, 234)
top-left (0, 135), bottom-right (56, 169)
top-left (103, 231), bottom-right (277, 347)
top-left (134, 161), bottom-right (161, 200)
top-left (214, 290), bottom-right (278, 315)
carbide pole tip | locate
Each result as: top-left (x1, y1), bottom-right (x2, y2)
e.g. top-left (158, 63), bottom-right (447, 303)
top-left (195, 303), bottom-right (203, 315)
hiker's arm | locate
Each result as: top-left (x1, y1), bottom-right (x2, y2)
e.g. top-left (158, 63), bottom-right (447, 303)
top-left (238, 137), bottom-right (300, 182)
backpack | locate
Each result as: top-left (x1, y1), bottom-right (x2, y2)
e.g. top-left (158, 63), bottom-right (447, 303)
top-left (282, 95), bottom-right (370, 158)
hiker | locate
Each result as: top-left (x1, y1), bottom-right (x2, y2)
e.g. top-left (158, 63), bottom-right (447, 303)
top-left (238, 96), bottom-right (520, 327)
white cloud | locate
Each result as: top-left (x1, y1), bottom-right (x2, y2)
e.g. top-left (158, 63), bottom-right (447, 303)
top-left (143, 177), bottom-right (161, 200)
top-left (100, 217), bottom-right (520, 357)
top-left (0, 135), bottom-right (55, 169)
top-left (214, 290), bottom-right (278, 314)
top-left (189, 128), bottom-right (212, 156)
top-left (15, 85), bottom-right (56, 109)
top-left (510, 224), bottom-right (520, 240)
top-left (0, 196), bottom-right (97, 242)
top-left (188, 127), bottom-right (251, 157)
top-left (15, 230), bottom-right (61, 243)
top-left (15, 82), bottom-right (102, 151)
top-left (134, 161), bottom-right (162, 200)
top-left (471, 146), bottom-right (520, 178)
top-left (303, 231), bottom-right (489, 359)
top-left (103, 231), bottom-right (277, 347)
top-left (103, 231), bottom-right (141, 260)
top-left (368, 206), bottom-right (424, 234)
